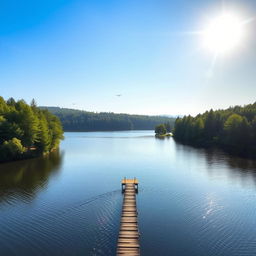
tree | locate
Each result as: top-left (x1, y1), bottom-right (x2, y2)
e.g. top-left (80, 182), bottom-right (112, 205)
top-left (164, 122), bottom-right (172, 133)
top-left (155, 124), bottom-right (167, 135)
top-left (192, 117), bottom-right (204, 141)
top-left (223, 114), bottom-right (243, 146)
top-left (43, 111), bottom-right (64, 150)
top-left (35, 112), bottom-right (50, 153)
top-left (223, 114), bottom-right (251, 153)
top-left (6, 97), bottom-right (16, 106)
top-left (0, 138), bottom-right (25, 161)
top-left (0, 97), bottom-right (9, 114)
top-left (30, 99), bottom-right (37, 108)
top-left (15, 100), bottom-right (40, 147)
top-left (204, 109), bottom-right (216, 140)
top-left (0, 117), bottom-right (24, 144)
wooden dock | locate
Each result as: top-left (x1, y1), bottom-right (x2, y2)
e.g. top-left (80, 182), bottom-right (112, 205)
top-left (117, 178), bottom-right (140, 256)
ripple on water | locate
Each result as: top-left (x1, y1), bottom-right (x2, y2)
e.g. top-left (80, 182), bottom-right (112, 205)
top-left (0, 190), bottom-right (122, 256)
top-left (138, 184), bottom-right (256, 256)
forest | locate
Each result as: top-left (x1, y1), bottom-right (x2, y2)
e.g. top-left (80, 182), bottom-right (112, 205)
top-left (0, 97), bottom-right (64, 162)
top-left (173, 102), bottom-right (256, 158)
top-left (41, 107), bottom-right (175, 131)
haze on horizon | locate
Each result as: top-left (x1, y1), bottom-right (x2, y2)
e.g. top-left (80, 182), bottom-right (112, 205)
top-left (1, 0), bottom-right (256, 116)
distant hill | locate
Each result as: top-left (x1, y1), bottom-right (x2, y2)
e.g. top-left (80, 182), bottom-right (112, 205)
top-left (40, 107), bottom-right (176, 132)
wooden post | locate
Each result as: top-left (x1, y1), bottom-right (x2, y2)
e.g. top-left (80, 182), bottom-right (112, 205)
top-left (134, 177), bottom-right (138, 193)
top-left (135, 184), bottom-right (138, 193)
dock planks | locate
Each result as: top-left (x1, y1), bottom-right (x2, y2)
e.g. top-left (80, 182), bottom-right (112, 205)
top-left (117, 179), bottom-right (140, 256)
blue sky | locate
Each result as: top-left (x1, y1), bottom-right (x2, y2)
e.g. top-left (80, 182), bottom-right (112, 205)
top-left (0, 0), bottom-right (256, 115)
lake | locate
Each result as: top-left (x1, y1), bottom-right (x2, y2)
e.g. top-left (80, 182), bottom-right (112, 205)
top-left (0, 131), bottom-right (256, 256)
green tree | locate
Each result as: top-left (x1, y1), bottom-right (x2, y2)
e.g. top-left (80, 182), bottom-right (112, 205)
top-left (204, 109), bottom-right (216, 140)
top-left (164, 122), bottom-right (172, 133)
top-left (0, 97), bottom-right (10, 114)
top-left (223, 114), bottom-right (251, 153)
top-left (192, 117), bottom-right (204, 141)
top-left (224, 114), bottom-right (243, 146)
top-left (30, 98), bottom-right (37, 108)
top-left (35, 112), bottom-right (51, 153)
top-left (155, 124), bottom-right (167, 135)
top-left (0, 138), bottom-right (25, 161)
top-left (43, 110), bottom-right (64, 150)
top-left (15, 100), bottom-right (40, 147)
top-left (0, 116), bottom-right (24, 144)
top-left (6, 97), bottom-right (16, 106)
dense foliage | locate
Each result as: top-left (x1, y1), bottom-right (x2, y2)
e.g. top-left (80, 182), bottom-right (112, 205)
top-left (173, 103), bottom-right (256, 157)
top-left (0, 97), bottom-right (64, 162)
top-left (41, 107), bottom-right (175, 131)
top-left (155, 122), bottom-right (172, 135)
top-left (155, 124), bottom-right (167, 135)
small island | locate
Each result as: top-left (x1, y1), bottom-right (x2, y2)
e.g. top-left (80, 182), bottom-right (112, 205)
top-left (0, 97), bottom-right (64, 163)
top-left (155, 123), bottom-right (173, 138)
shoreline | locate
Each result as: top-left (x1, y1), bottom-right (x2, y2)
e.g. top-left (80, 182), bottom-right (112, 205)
top-left (155, 133), bottom-right (173, 138)
top-left (173, 137), bottom-right (256, 160)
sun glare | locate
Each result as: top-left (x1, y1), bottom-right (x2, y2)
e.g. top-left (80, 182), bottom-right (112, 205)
top-left (203, 13), bottom-right (244, 54)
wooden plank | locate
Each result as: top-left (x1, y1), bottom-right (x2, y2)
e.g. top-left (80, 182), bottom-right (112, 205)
top-left (121, 179), bottom-right (138, 184)
top-left (120, 224), bottom-right (138, 227)
top-left (122, 214), bottom-right (137, 218)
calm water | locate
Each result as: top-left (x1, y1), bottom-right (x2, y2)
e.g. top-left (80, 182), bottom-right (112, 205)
top-left (0, 131), bottom-right (256, 256)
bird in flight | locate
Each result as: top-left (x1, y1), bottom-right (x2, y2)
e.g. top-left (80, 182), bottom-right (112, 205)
top-left (116, 94), bottom-right (122, 97)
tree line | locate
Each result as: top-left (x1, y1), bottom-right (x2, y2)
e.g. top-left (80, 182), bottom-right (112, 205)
top-left (173, 103), bottom-right (256, 158)
top-left (41, 107), bottom-right (175, 132)
top-left (0, 97), bottom-right (64, 162)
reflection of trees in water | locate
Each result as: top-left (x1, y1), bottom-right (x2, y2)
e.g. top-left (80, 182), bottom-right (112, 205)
top-left (205, 148), bottom-right (256, 187)
top-left (204, 147), bottom-right (256, 171)
top-left (0, 151), bottom-right (63, 203)
top-left (174, 141), bottom-right (256, 186)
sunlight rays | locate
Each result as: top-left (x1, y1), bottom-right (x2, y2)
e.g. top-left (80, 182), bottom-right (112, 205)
top-left (179, 10), bottom-right (254, 79)
top-left (202, 13), bottom-right (244, 54)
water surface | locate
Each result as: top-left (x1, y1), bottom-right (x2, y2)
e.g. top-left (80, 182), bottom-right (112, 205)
top-left (0, 131), bottom-right (256, 255)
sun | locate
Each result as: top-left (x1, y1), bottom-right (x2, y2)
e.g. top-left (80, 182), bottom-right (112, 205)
top-left (202, 13), bottom-right (245, 54)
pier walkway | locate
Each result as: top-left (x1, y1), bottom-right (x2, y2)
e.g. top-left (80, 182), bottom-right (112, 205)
top-left (116, 178), bottom-right (140, 256)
